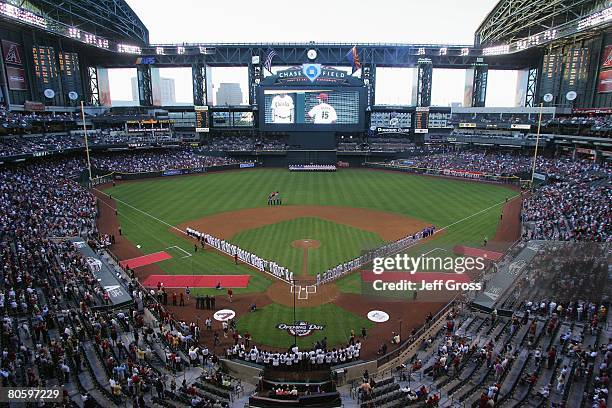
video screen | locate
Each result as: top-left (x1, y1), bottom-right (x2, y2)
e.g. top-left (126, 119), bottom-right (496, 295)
top-left (263, 89), bottom-right (361, 126)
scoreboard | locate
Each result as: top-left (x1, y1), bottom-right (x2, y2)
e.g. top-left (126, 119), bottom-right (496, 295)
top-left (414, 107), bottom-right (429, 134)
top-left (259, 86), bottom-right (365, 132)
top-left (126, 119), bottom-right (171, 133)
top-left (58, 52), bottom-right (82, 101)
top-left (195, 106), bottom-right (209, 132)
top-left (32, 45), bottom-right (59, 97)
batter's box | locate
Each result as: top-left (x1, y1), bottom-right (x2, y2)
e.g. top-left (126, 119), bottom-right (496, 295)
top-left (291, 285), bottom-right (318, 300)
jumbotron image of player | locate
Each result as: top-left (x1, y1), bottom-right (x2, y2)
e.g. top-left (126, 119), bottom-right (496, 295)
top-left (270, 93), bottom-right (295, 123)
top-left (308, 93), bottom-right (337, 124)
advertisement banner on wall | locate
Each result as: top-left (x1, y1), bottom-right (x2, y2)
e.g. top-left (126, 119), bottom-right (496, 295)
top-left (6, 66), bottom-right (26, 90)
top-left (598, 69), bottom-right (612, 93)
top-left (597, 45), bottom-right (612, 93)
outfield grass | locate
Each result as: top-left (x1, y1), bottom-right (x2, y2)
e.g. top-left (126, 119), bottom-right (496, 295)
top-left (235, 303), bottom-right (373, 349)
top-left (232, 217), bottom-right (384, 275)
top-left (105, 168), bottom-right (515, 292)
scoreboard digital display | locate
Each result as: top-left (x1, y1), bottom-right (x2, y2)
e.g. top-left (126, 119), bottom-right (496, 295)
top-left (194, 106), bottom-right (209, 132)
top-left (259, 86), bottom-right (365, 132)
top-left (58, 52), bottom-right (78, 78)
top-left (126, 119), bottom-right (171, 133)
top-left (32, 45), bottom-right (59, 89)
top-left (414, 107), bottom-right (429, 134)
top-left (58, 51), bottom-right (82, 99)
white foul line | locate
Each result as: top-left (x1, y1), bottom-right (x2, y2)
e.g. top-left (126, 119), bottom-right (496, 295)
top-left (167, 245), bottom-right (192, 259)
top-left (436, 194), bottom-right (520, 233)
top-left (94, 188), bottom-right (188, 236)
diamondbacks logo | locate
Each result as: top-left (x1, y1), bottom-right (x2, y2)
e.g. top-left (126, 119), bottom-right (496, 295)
top-left (2, 41), bottom-right (22, 65)
top-left (85, 257), bottom-right (102, 273)
top-left (73, 241), bottom-right (86, 249)
top-left (508, 259), bottom-right (527, 276)
top-left (5, 45), bottom-right (20, 64)
top-left (276, 321), bottom-right (324, 337)
top-left (104, 285), bottom-right (124, 298)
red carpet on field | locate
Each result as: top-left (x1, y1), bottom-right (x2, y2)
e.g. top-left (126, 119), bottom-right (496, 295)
top-left (453, 246), bottom-right (504, 261)
top-left (141, 274), bottom-right (251, 288)
top-left (120, 251), bottom-right (172, 269)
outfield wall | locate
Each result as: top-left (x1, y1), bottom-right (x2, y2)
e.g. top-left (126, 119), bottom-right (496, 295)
top-left (87, 162), bottom-right (258, 186)
top-left (365, 162), bottom-right (522, 185)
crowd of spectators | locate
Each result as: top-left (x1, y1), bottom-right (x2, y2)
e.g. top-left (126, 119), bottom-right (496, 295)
top-left (337, 137), bottom-right (416, 152)
top-left (357, 291), bottom-right (609, 408)
top-left (0, 106), bottom-right (78, 130)
top-left (395, 150), bottom-right (535, 175)
top-left (546, 115), bottom-right (612, 131)
top-left (0, 158), bottom-right (243, 407)
top-left (0, 128), bottom-right (190, 158)
top-left (199, 135), bottom-right (288, 151)
top-left (448, 112), bottom-right (554, 126)
top-left (91, 149), bottom-right (239, 173)
top-left (448, 111), bottom-right (611, 130)
top-left (0, 159), bottom-right (100, 395)
top-left (522, 158), bottom-right (610, 241)
top-left (504, 242), bottom-right (609, 312)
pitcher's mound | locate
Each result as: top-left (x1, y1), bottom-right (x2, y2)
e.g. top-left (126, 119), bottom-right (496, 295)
top-left (291, 239), bottom-right (321, 249)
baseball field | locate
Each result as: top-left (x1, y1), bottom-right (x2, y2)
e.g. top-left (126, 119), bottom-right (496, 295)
top-left (96, 168), bottom-right (521, 353)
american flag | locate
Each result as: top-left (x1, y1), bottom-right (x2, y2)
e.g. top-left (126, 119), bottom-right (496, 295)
top-left (264, 49), bottom-right (277, 73)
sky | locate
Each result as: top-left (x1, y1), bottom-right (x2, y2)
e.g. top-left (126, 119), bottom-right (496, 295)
top-left (108, 0), bottom-right (519, 107)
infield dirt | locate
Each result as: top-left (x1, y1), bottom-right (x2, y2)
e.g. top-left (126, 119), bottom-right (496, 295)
top-left (176, 205), bottom-right (430, 241)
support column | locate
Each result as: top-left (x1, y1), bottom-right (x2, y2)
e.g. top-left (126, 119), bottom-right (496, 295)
top-left (192, 62), bottom-right (207, 106)
top-left (472, 63), bottom-right (488, 107)
top-left (361, 64), bottom-right (376, 108)
top-left (86, 66), bottom-right (100, 106)
top-left (525, 68), bottom-right (538, 107)
top-left (248, 57), bottom-right (262, 106)
top-left (136, 64), bottom-right (153, 107)
top-left (415, 58), bottom-right (433, 107)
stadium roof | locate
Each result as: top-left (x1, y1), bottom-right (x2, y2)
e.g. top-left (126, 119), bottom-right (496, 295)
top-left (25, 0), bottom-right (148, 44)
top-left (475, 0), bottom-right (610, 45)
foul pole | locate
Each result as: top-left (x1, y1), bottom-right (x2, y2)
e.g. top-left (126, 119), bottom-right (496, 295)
top-left (80, 101), bottom-right (92, 181)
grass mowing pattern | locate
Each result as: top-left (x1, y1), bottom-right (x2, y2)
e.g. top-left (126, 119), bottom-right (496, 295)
top-left (106, 169), bottom-right (515, 294)
top-left (236, 303), bottom-right (373, 349)
top-left (231, 217), bottom-right (384, 275)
